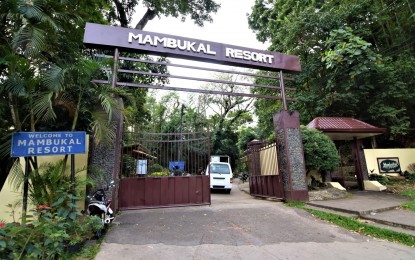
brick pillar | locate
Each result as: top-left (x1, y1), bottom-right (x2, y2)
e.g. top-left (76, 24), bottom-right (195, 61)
top-left (273, 110), bottom-right (308, 202)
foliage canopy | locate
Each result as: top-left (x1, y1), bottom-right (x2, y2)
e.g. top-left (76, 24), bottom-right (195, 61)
top-left (248, 0), bottom-right (415, 147)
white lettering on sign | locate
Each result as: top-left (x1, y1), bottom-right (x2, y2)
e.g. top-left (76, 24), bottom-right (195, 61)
top-left (17, 138), bottom-right (82, 146)
top-left (225, 48), bottom-right (274, 64)
top-left (128, 32), bottom-right (217, 55)
top-left (27, 146), bottom-right (73, 155)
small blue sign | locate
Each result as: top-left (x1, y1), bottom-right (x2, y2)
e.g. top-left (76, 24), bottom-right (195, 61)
top-left (169, 161), bottom-right (185, 171)
top-left (11, 131), bottom-right (87, 157)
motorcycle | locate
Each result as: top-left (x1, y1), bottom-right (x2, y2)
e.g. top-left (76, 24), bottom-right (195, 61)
top-left (87, 180), bottom-right (115, 233)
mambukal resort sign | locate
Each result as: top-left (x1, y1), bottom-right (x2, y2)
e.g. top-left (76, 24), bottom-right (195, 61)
top-left (11, 132), bottom-right (86, 157)
top-left (83, 23), bottom-right (301, 73)
top-left (127, 32), bottom-right (275, 64)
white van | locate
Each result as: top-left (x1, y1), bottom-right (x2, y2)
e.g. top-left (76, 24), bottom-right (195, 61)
top-left (207, 162), bottom-right (233, 193)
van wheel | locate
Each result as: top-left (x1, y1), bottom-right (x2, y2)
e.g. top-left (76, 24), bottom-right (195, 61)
top-left (226, 189), bottom-right (231, 194)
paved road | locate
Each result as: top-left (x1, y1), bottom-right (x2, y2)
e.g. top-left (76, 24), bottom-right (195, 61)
top-left (96, 186), bottom-right (415, 259)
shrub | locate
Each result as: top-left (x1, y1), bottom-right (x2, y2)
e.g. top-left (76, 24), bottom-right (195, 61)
top-left (0, 160), bottom-right (103, 259)
top-left (122, 155), bottom-right (136, 176)
top-left (403, 171), bottom-right (415, 180)
top-left (369, 174), bottom-right (388, 185)
top-left (407, 163), bottom-right (415, 174)
top-left (150, 171), bottom-right (170, 177)
top-left (149, 163), bottom-right (164, 173)
top-left (0, 205), bottom-right (102, 259)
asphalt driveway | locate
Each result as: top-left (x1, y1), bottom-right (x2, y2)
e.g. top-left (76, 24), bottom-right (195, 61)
top-left (96, 186), bottom-right (415, 259)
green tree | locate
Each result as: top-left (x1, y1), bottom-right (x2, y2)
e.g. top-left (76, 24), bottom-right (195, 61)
top-left (198, 74), bottom-right (255, 167)
top-left (300, 125), bottom-right (340, 175)
top-left (108, 0), bottom-right (220, 28)
top-left (248, 0), bottom-right (415, 147)
top-left (236, 126), bottom-right (258, 156)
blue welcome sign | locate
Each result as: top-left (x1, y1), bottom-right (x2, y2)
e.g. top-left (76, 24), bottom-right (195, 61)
top-left (11, 131), bottom-right (87, 157)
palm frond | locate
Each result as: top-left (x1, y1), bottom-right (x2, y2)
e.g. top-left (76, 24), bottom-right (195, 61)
top-left (12, 25), bottom-right (47, 58)
top-left (7, 159), bottom-right (24, 192)
top-left (2, 76), bottom-right (27, 96)
top-left (107, 86), bottom-right (134, 103)
top-left (90, 110), bottom-right (116, 145)
top-left (99, 93), bottom-right (115, 121)
top-left (0, 133), bottom-right (13, 158)
top-left (28, 160), bottom-right (68, 206)
top-left (17, 0), bottom-right (59, 32)
top-left (42, 63), bottom-right (66, 92)
top-left (32, 92), bottom-right (56, 123)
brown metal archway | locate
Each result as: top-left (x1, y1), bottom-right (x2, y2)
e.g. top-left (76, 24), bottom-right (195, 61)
top-left (83, 23), bottom-right (307, 209)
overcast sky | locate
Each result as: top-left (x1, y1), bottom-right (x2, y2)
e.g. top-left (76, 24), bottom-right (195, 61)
top-left (133, 0), bottom-right (266, 49)
top-left (131, 0), bottom-right (268, 103)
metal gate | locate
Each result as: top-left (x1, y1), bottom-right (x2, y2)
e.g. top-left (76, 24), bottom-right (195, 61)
top-left (246, 141), bottom-right (284, 199)
top-left (119, 131), bottom-right (210, 210)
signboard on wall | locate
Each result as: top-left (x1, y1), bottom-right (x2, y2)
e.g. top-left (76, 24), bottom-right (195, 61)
top-left (11, 132), bottom-right (87, 157)
top-left (137, 160), bottom-right (147, 175)
top-left (377, 157), bottom-right (401, 173)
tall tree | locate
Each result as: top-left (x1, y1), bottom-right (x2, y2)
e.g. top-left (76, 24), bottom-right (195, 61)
top-left (248, 0), bottom-right (415, 147)
top-left (199, 73), bottom-right (255, 167)
top-left (107, 0), bottom-right (220, 28)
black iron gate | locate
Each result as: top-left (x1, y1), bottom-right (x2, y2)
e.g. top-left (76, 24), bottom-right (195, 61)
top-left (119, 131), bottom-right (210, 210)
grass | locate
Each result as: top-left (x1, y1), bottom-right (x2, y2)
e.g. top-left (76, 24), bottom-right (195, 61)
top-left (75, 241), bottom-right (102, 260)
top-left (400, 189), bottom-right (415, 212)
top-left (62, 236), bottom-right (103, 260)
top-left (305, 208), bottom-right (415, 247)
top-left (386, 176), bottom-right (415, 212)
top-left (286, 203), bottom-right (415, 247)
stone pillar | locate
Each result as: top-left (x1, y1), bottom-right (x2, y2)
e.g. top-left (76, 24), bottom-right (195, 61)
top-left (273, 110), bottom-right (309, 202)
top-left (88, 102), bottom-right (123, 211)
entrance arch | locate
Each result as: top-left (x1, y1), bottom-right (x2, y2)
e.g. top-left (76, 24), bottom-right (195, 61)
top-left (83, 23), bottom-right (308, 209)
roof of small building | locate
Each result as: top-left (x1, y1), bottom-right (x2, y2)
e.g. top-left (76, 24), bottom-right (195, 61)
top-left (307, 117), bottom-right (386, 140)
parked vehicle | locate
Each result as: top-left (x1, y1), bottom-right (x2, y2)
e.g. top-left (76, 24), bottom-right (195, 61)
top-left (210, 155), bottom-right (230, 164)
top-left (206, 162), bottom-right (233, 193)
top-left (87, 180), bottom-right (115, 235)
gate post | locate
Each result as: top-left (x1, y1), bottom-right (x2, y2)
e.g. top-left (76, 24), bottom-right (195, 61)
top-left (273, 110), bottom-right (308, 202)
top-left (247, 140), bottom-right (263, 176)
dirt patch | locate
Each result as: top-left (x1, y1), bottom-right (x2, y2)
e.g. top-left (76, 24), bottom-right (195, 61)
top-left (385, 176), bottom-right (415, 195)
top-left (308, 188), bottom-right (348, 201)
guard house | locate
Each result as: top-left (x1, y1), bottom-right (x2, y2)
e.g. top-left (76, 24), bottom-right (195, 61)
top-left (307, 117), bottom-right (386, 190)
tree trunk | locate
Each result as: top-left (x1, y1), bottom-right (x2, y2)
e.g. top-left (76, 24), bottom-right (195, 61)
top-left (112, 0), bottom-right (129, 27)
top-left (135, 8), bottom-right (157, 29)
top-left (8, 93), bottom-right (21, 131)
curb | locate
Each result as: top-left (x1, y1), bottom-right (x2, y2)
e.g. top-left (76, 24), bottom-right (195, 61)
top-left (307, 202), bottom-right (362, 215)
top-left (307, 203), bottom-right (415, 232)
top-left (359, 215), bottom-right (415, 231)
top-left (307, 202), bottom-right (402, 216)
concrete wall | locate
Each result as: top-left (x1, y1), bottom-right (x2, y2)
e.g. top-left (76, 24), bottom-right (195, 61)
top-left (363, 148), bottom-right (415, 175)
top-left (0, 137), bottom-right (89, 223)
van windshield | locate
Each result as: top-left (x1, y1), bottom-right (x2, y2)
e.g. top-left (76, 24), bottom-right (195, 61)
top-left (210, 164), bottom-right (230, 174)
